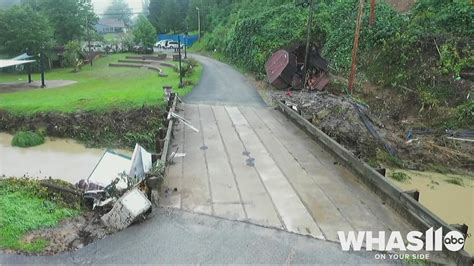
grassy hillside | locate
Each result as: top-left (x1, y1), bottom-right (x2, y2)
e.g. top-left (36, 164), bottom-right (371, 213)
top-left (192, 0), bottom-right (473, 128)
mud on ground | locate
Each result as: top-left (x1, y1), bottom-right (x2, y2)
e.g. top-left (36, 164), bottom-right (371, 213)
top-left (273, 91), bottom-right (473, 174)
top-left (18, 211), bottom-right (111, 256)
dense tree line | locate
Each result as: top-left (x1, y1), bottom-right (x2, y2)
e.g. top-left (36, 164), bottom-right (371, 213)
top-left (104, 0), bottom-right (133, 27)
top-left (0, 0), bottom-right (97, 56)
top-left (147, 0), bottom-right (259, 34)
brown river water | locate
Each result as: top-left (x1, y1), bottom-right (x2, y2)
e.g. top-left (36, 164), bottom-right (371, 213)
top-left (389, 169), bottom-right (474, 254)
top-left (0, 132), bottom-right (472, 254)
top-left (0, 133), bottom-right (104, 184)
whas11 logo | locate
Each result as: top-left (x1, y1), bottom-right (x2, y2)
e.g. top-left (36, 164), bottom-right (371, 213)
top-left (337, 228), bottom-right (465, 252)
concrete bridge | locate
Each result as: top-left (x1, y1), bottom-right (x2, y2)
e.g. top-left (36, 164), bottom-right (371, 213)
top-left (159, 54), bottom-right (472, 264)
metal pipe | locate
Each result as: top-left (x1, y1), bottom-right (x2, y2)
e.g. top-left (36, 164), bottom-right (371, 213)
top-left (40, 50), bottom-right (45, 88)
top-left (178, 36), bottom-right (183, 88)
top-left (185, 27), bottom-right (188, 59)
top-left (26, 49), bottom-right (32, 83)
top-left (196, 7), bottom-right (201, 42)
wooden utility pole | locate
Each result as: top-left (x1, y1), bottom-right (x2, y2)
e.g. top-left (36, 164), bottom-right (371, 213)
top-left (348, 0), bottom-right (365, 94)
top-left (369, 0), bottom-right (376, 26)
top-left (303, 0), bottom-right (315, 85)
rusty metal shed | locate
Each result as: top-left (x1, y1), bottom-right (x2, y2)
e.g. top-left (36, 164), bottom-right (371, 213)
top-left (265, 50), bottom-right (298, 90)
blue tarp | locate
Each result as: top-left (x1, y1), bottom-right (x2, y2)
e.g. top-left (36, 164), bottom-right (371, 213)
top-left (157, 34), bottom-right (199, 46)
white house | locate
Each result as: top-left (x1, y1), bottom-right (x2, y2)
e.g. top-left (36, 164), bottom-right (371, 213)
top-left (95, 18), bottom-right (126, 34)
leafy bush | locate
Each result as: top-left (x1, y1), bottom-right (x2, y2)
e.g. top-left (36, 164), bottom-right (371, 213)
top-left (445, 177), bottom-right (464, 187)
top-left (390, 172), bottom-right (411, 182)
top-left (11, 131), bottom-right (45, 147)
top-left (453, 100), bottom-right (474, 128)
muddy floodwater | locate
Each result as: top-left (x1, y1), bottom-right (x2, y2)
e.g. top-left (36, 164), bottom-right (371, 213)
top-left (389, 169), bottom-right (474, 255)
top-left (0, 133), bottom-right (105, 184)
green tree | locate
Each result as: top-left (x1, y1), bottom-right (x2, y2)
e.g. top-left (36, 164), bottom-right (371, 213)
top-left (104, 0), bottom-right (133, 27)
top-left (148, 0), bottom-right (164, 33)
top-left (64, 40), bottom-right (83, 72)
top-left (133, 15), bottom-right (156, 48)
top-left (148, 0), bottom-right (189, 33)
top-left (24, 0), bottom-right (97, 45)
top-left (121, 32), bottom-right (135, 52)
top-left (0, 5), bottom-right (53, 55)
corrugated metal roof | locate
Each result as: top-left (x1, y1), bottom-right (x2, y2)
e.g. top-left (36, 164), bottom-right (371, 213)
top-left (0, 59), bottom-right (35, 69)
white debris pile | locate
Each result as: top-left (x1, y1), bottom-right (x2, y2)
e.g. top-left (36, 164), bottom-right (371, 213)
top-left (76, 143), bottom-right (160, 231)
top-left (101, 188), bottom-right (152, 230)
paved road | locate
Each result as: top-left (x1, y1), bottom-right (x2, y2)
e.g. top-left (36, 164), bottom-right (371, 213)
top-left (184, 54), bottom-right (266, 107)
top-left (0, 209), bottom-right (385, 265)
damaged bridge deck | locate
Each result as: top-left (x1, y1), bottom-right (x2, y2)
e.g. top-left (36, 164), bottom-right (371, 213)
top-left (160, 103), bottom-right (414, 241)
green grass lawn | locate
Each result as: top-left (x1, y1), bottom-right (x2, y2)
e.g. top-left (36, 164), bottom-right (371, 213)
top-left (0, 179), bottom-right (80, 252)
top-left (0, 53), bottom-right (202, 114)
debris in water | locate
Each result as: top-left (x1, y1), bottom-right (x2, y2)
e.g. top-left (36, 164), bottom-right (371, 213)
top-left (79, 144), bottom-right (153, 210)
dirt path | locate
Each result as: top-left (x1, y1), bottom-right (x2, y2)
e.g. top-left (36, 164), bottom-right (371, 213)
top-left (0, 80), bottom-right (77, 94)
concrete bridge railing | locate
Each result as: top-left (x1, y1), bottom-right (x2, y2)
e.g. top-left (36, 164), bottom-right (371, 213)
top-left (276, 100), bottom-right (473, 265)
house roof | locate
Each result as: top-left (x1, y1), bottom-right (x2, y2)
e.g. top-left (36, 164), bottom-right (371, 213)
top-left (97, 18), bottom-right (125, 28)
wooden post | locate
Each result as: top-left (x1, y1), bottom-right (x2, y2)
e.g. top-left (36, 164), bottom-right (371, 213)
top-left (348, 0), bottom-right (365, 94)
top-left (40, 50), bottom-right (46, 88)
top-left (303, 0), bottom-right (315, 89)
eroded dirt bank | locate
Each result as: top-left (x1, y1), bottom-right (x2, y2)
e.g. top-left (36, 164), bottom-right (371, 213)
top-left (273, 91), bottom-right (473, 174)
top-left (19, 211), bottom-right (111, 256)
top-left (0, 106), bottom-right (164, 151)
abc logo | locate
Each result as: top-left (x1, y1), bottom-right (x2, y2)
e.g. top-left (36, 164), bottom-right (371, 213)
top-left (444, 231), bottom-right (465, 251)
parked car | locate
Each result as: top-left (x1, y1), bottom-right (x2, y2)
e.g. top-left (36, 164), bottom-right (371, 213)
top-left (132, 45), bottom-right (154, 54)
top-left (166, 41), bottom-right (184, 50)
top-left (155, 39), bottom-right (173, 48)
top-left (83, 42), bottom-right (105, 52)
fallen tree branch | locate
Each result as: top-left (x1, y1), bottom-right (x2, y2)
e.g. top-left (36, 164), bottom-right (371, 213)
top-left (40, 181), bottom-right (82, 196)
